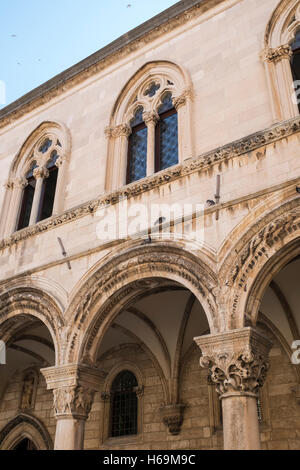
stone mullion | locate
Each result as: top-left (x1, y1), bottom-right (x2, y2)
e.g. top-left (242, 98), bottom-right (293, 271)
top-left (143, 111), bottom-right (159, 176)
top-left (195, 327), bottom-right (272, 450)
top-left (29, 166), bottom-right (49, 226)
top-left (52, 157), bottom-right (67, 215)
top-left (105, 124), bottom-right (132, 190)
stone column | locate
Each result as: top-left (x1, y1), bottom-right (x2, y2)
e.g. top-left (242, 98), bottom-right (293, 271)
top-left (29, 166), bottom-right (49, 226)
top-left (173, 88), bottom-right (194, 162)
top-left (4, 177), bottom-right (28, 236)
top-left (143, 111), bottom-right (159, 176)
top-left (262, 45), bottom-right (297, 121)
top-left (195, 327), bottom-right (272, 450)
top-left (52, 156), bottom-right (67, 215)
top-left (41, 364), bottom-right (106, 450)
top-left (105, 124), bottom-right (132, 190)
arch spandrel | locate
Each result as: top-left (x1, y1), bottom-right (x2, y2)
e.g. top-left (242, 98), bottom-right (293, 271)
top-left (64, 243), bottom-right (219, 365)
top-left (219, 198), bottom-right (300, 331)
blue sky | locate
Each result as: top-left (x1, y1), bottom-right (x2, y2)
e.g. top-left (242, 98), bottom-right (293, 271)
top-left (0, 0), bottom-right (178, 109)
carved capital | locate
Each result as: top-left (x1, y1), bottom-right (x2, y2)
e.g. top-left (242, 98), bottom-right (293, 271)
top-left (53, 385), bottom-right (95, 419)
top-left (160, 404), bottom-right (185, 435)
top-left (143, 111), bottom-right (159, 125)
top-left (4, 179), bottom-right (14, 190)
top-left (41, 363), bottom-right (106, 419)
top-left (105, 123), bottom-right (132, 139)
top-left (33, 166), bottom-right (49, 180)
top-left (261, 44), bottom-right (292, 63)
top-left (195, 328), bottom-right (272, 397)
top-left (13, 177), bottom-right (28, 190)
top-left (55, 156), bottom-right (65, 168)
top-left (172, 88), bottom-right (193, 110)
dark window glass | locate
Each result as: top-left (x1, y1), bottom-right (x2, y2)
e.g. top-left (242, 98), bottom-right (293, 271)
top-left (155, 93), bottom-right (178, 172)
top-left (110, 370), bottom-right (138, 438)
top-left (127, 108), bottom-right (147, 184)
top-left (291, 30), bottom-right (300, 112)
top-left (17, 163), bottom-right (37, 231)
top-left (38, 152), bottom-right (58, 222)
top-left (144, 82), bottom-right (160, 97)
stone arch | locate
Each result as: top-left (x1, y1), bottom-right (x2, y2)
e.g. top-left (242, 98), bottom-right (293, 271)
top-left (65, 243), bottom-right (218, 364)
top-left (0, 413), bottom-right (53, 450)
top-left (265, 0), bottom-right (300, 49)
top-left (0, 287), bottom-right (64, 364)
top-left (9, 121), bottom-right (71, 178)
top-left (219, 197), bottom-right (300, 330)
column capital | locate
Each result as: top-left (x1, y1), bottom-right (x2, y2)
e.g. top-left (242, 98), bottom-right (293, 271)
top-left (4, 179), bottom-right (15, 190)
top-left (55, 156), bottom-right (65, 168)
top-left (105, 123), bottom-right (132, 139)
top-left (143, 110), bottom-right (159, 125)
top-left (41, 363), bottom-right (107, 420)
top-left (12, 177), bottom-right (28, 189)
top-left (261, 44), bottom-right (292, 63)
top-left (172, 88), bottom-right (193, 110)
top-left (195, 327), bottom-right (272, 398)
top-left (33, 166), bottom-right (49, 180)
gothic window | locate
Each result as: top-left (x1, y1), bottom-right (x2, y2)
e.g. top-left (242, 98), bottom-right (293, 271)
top-left (155, 92), bottom-right (178, 172)
top-left (110, 370), bottom-right (138, 438)
top-left (105, 62), bottom-right (193, 191)
top-left (127, 108), bottom-right (147, 184)
top-left (291, 30), bottom-right (300, 112)
top-left (15, 138), bottom-right (63, 231)
top-left (17, 162), bottom-right (37, 231)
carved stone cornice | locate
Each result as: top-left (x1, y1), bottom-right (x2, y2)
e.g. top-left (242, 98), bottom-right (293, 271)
top-left (261, 44), bottom-right (292, 63)
top-left (195, 328), bottom-right (272, 397)
top-left (53, 385), bottom-right (95, 419)
top-left (0, 115), bottom-right (300, 252)
top-left (33, 166), bottom-right (49, 180)
top-left (172, 88), bottom-right (193, 110)
top-left (105, 123), bottom-right (132, 139)
top-left (143, 111), bottom-right (159, 125)
top-left (160, 404), bottom-right (185, 435)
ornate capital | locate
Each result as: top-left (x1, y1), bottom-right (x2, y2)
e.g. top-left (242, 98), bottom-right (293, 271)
top-left (53, 385), bottom-right (94, 419)
top-left (105, 123), bottom-right (132, 139)
top-left (143, 111), bottom-right (159, 125)
top-left (55, 156), bottom-right (65, 168)
top-left (160, 404), bottom-right (185, 435)
top-left (195, 328), bottom-right (272, 397)
top-left (13, 177), bottom-right (28, 189)
top-left (33, 166), bottom-right (49, 180)
top-left (261, 44), bottom-right (292, 63)
top-left (41, 363), bottom-right (107, 420)
top-left (172, 88), bottom-right (193, 110)
top-left (4, 179), bottom-right (14, 190)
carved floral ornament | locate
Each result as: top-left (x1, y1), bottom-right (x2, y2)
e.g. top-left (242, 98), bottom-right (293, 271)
top-left (195, 328), bottom-right (273, 398)
top-left (53, 386), bottom-right (95, 419)
top-left (261, 44), bottom-right (292, 63)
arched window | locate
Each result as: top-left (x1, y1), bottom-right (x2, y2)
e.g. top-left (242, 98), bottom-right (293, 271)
top-left (105, 62), bottom-right (193, 191)
top-left (155, 92), bottom-right (178, 172)
top-left (291, 30), bottom-right (300, 112)
top-left (110, 370), bottom-right (138, 438)
top-left (17, 162), bottom-right (37, 231)
top-left (127, 107), bottom-right (147, 184)
top-left (1, 122), bottom-right (70, 238)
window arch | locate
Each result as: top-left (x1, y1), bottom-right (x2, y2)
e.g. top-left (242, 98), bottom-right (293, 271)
top-left (110, 370), bottom-right (138, 438)
top-left (1, 122), bottom-right (71, 238)
top-left (262, 0), bottom-right (300, 121)
top-left (105, 61), bottom-right (193, 191)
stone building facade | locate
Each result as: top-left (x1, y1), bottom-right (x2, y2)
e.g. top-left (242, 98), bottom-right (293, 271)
top-left (0, 0), bottom-right (300, 450)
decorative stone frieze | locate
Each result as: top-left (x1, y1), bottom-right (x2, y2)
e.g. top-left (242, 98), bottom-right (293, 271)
top-left (160, 404), bottom-right (185, 435)
top-left (1, 116), bottom-right (300, 252)
top-left (195, 328), bottom-right (272, 397)
top-left (261, 44), bottom-right (292, 63)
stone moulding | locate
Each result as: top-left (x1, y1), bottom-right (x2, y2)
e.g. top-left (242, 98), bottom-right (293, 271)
top-left (1, 115), bottom-right (300, 252)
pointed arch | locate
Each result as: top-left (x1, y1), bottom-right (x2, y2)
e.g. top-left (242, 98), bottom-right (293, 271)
top-left (0, 413), bottom-right (53, 450)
